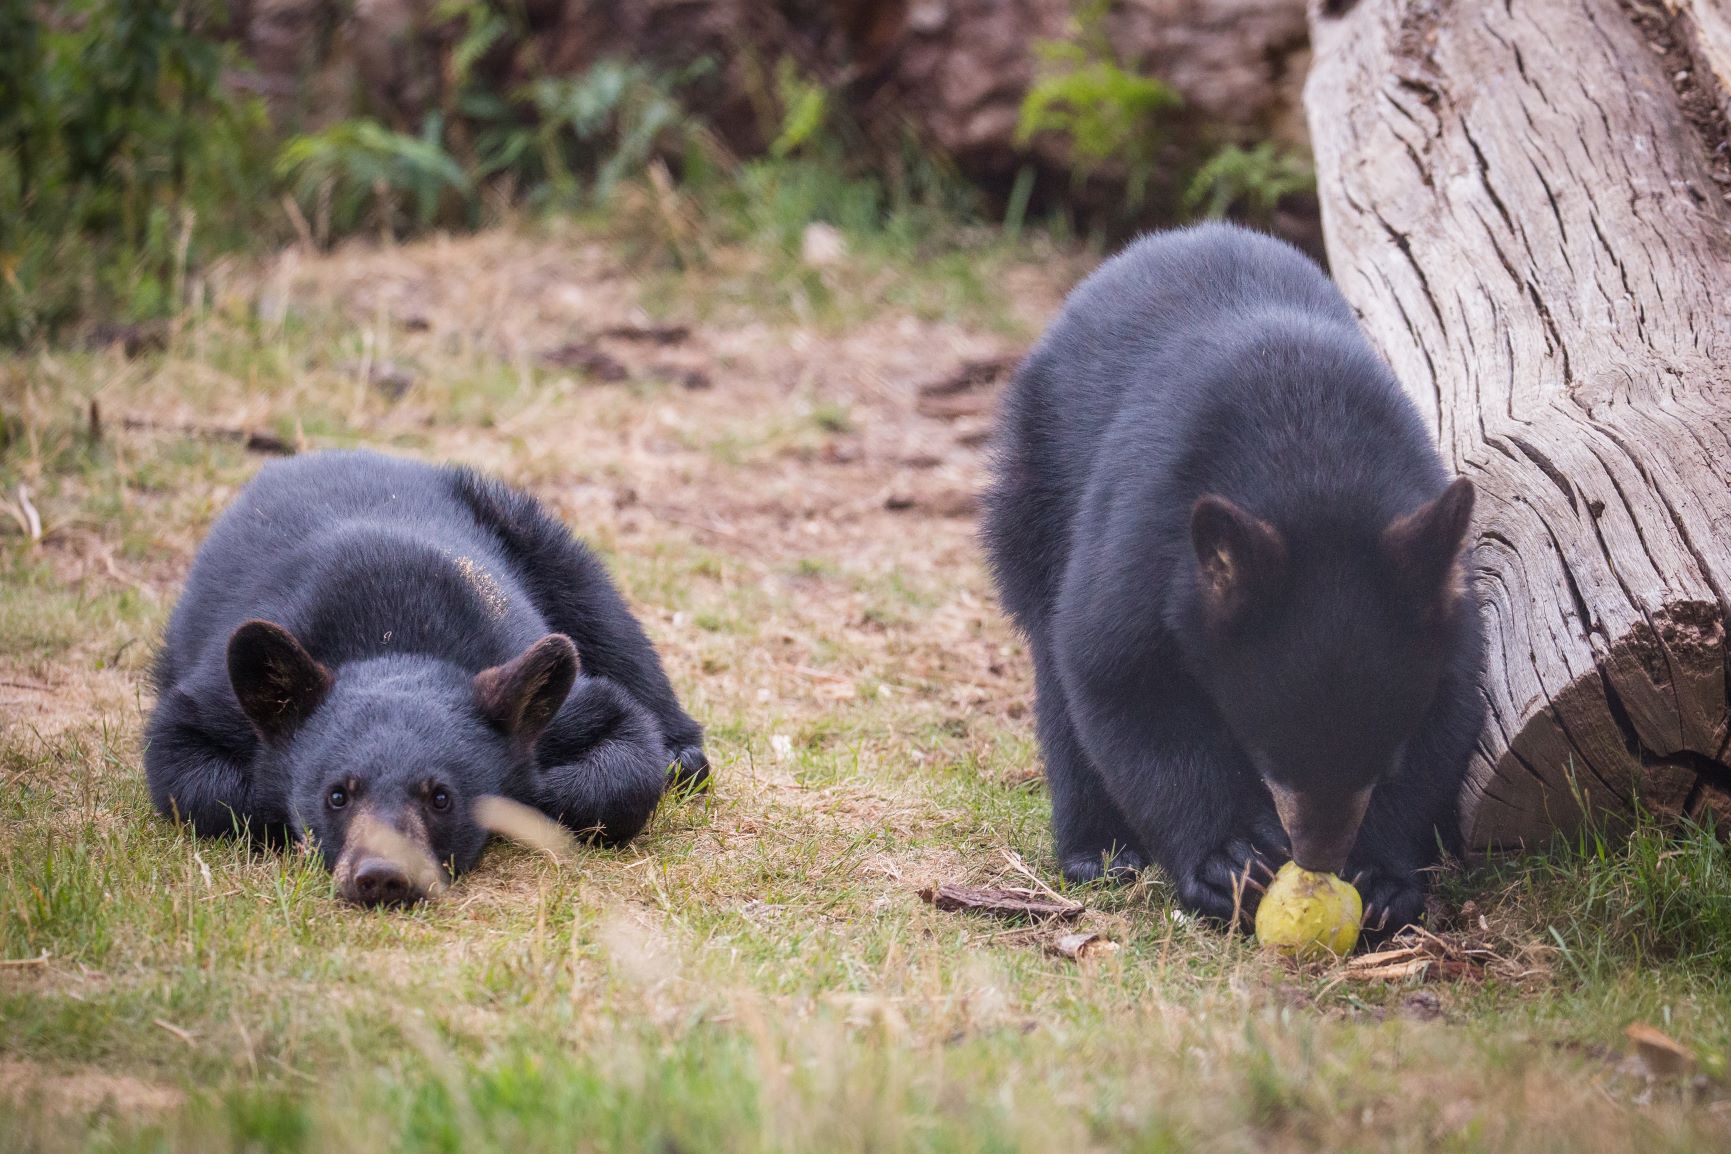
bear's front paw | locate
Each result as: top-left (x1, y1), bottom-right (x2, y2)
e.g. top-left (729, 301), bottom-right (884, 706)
top-left (1173, 834), bottom-right (1286, 927)
top-left (1060, 847), bottom-right (1148, 886)
top-left (666, 745), bottom-right (711, 792)
top-left (1350, 865), bottom-right (1425, 942)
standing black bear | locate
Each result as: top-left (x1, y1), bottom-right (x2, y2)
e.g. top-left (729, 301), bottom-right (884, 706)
top-left (146, 450), bottom-right (706, 905)
top-left (983, 223), bottom-right (1484, 934)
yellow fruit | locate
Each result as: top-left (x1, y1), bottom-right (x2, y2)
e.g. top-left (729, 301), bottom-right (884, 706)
top-left (1254, 861), bottom-right (1362, 961)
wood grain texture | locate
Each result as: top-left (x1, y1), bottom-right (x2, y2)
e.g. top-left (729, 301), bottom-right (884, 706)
top-left (1304, 0), bottom-right (1731, 849)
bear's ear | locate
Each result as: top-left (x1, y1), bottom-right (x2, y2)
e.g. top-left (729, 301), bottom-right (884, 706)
top-left (228, 620), bottom-right (332, 742)
top-left (474, 634), bottom-right (579, 747)
top-left (1383, 477), bottom-right (1476, 614)
top-left (1190, 495), bottom-right (1287, 625)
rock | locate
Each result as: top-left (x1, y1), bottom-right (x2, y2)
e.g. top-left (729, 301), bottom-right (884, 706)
top-left (800, 222), bottom-right (848, 268)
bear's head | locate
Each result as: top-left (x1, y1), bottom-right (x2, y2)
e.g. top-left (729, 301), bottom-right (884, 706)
top-left (1177, 477), bottom-right (1476, 874)
top-left (225, 621), bottom-right (577, 906)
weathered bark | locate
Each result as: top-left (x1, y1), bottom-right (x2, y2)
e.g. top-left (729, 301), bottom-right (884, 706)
top-left (1304, 0), bottom-right (1731, 850)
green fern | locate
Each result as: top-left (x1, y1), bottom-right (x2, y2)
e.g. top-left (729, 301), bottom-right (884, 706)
top-left (1016, 36), bottom-right (1179, 211)
top-left (1183, 142), bottom-right (1314, 223)
top-left (770, 58), bottom-right (828, 159)
top-left (0, 0), bottom-right (273, 343)
top-left (276, 119), bottom-right (470, 239)
top-left (506, 61), bottom-right (692, 204)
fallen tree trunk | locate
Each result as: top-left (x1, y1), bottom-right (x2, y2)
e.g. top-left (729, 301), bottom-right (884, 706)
top-left (1304, 0), bottom-right (1731, 850)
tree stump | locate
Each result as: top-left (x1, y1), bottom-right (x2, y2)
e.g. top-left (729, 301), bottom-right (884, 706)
top-left (1304, 0), bottom-right (1731, 849)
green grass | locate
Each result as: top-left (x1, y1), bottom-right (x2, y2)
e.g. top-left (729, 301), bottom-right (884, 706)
top-left (1, 218), bottom-right (1729, 1152)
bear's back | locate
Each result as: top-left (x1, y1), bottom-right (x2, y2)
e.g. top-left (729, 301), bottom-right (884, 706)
top-left (157, 452), bottom-right (535, 689)
top-left (985, 224), bottom-right (1398, 631)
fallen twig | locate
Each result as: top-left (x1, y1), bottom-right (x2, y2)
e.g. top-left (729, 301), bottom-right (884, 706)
top-left (599, 323), bottom-right (691, 345)
top-left (1337, 923), bottom-right (1525, 984)
top-left (9, 485), bottom-right (42, 542)
top-left (1000, 850), bottom-right (1069, 904)
top-left (920, 883), bottom-right (1083, 922)
top-left (0, 952), bottom-right (50, 967)
top-left (915, 356), bottom-right (1019, 400)
top-left (119, 416), bottom-right (293, 455)
top-left (153, 1018), bottom-right (198, 1046)
top-left (539, 340), bottom-right (629, 381)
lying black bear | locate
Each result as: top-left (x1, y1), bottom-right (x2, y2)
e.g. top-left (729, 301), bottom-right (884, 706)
top-left (146, 450), bottom-right (706, 905)
top-left (983, 223), bottom-right (1484, 935)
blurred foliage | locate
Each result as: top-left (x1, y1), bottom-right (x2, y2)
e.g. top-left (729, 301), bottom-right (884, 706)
top-left (1184, 142), bottom-right (1314, 227)
top-left (276, 117), bottom-right (471, 243)
top-left (769, 58), bottom-right (828, 160)
top-left (437, 0), bottom-right (710, 210)
top-left (1016, 0), bottom-right (1180, 214)
top-left (0, 0), bottom-right (275, 344)
top-left (688, 56), bottom-right (979, 264)
top-left (508, 62), bottom-right (701, 203)
top-left (0, 0), bottom-right (1311, 347)
top-left (277, 14), bottom-right (705, 238)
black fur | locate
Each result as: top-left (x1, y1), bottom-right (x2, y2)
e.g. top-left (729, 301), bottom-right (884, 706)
top-left (983, 223), bottom-right (1485, 934)
top-left (146, 450), bottom-right (706, 900)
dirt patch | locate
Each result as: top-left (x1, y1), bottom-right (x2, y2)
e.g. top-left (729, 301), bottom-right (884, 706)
top-left (0, 1058), bottom-right (183, 1116)
top-left (0, 662), bottom-right (143, 742)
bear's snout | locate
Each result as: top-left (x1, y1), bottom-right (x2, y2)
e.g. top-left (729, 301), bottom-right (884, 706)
top-left (332, 810), bottom-right (444, 908)
top-left (345, 856), bottom-right (424, 907)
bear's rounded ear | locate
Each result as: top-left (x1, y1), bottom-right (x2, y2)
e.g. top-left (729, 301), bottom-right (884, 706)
top-left (228, 620), bottom-right (332, 743)
top-left (1191, 494), bottom-right (1287, 625)
top-left (1383, 477), bottom-right (1476, 615)
top-left (474, 634), bottom-right (579, 747)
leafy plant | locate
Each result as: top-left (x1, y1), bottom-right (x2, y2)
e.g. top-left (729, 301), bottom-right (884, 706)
top-left (0, 0), bottom-right (274, 344)
top-left (770, 57), bottom-right (828, 159)
top-left (276, 118), bottom-right (471, 242)
top-left (1183, 142), bottom-right (1314, 224)
top-left (512, 61), bottom-right (694, 204)
top-left (437, 0), bottom-right (512, 93)
top-left (684, 57), bottom-right (976, 260)
top-left (0, 0), bottom-right (45, 206)
top-left (1016, 1), bottom-right (1180, 212)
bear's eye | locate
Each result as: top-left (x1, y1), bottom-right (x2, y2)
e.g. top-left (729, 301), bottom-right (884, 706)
top-left (429, 787), bottom-right (451, 812)
top-left (327, 785), bottom-right (348, 810)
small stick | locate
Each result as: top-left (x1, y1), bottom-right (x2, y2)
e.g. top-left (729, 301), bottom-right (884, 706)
top-left (281, 193), bottom-right (316, 251)
top-left (0, 952), bottom-right (50, 967)
top-left (14, 486), bottom-right (41, 541)
top-left (644, 505), bottom-right (747, 543)
top-left (1001, 849), bottom-right (1069, 903)
top-left (118, 415), bottom-right (292, 456)
top-left (153, 1018), bottom-right (198, 1046)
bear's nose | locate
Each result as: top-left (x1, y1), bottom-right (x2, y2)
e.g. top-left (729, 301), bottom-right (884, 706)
top-left (1264, 780), bottom-right (1376, 876)
top-left (345, 856), bottom-right (423, 907)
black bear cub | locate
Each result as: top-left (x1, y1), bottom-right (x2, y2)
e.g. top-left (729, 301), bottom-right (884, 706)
top-left (146, 450), bottom-right (706, 906)
top-left (984, 223), bottom-right (1484, 935)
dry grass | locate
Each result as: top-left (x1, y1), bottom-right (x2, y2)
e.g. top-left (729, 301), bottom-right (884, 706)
top-left (1, 218), bottom-right (1728, 1153)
